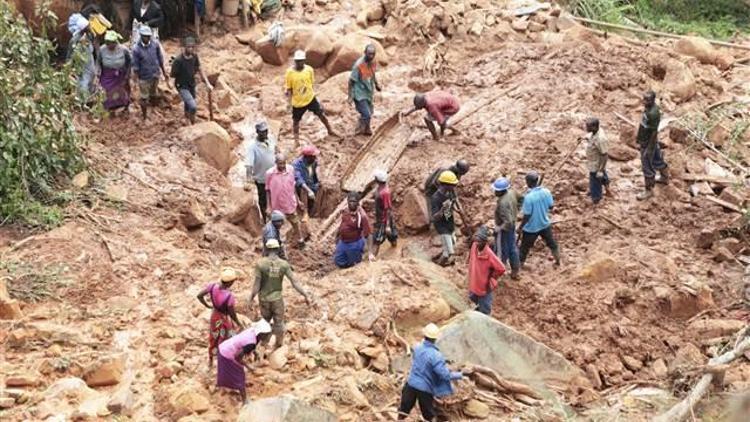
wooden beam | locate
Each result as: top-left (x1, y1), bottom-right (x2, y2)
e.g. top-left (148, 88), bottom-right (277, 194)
top-left (680, 174), bottom-right (741, 185)
top-left (704, 195), bottom-right (744, 213)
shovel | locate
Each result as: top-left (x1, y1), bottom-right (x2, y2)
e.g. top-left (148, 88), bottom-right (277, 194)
top-left (208, 87), bottom-right (214, 121)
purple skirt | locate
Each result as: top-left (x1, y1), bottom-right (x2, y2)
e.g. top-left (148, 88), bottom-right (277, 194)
top-left (216, 353), bottom-right (246, 392)
top-left (100, 66), bottom-right (130, 110)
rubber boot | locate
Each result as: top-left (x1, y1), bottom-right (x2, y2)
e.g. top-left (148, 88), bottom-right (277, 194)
top-left (363, 120), bottom-right (372, 136)
top-left (636, 177), bottom-right (655, 201)
top-left (354, 119), bottom-right (365, 136)
top-left (656, 168), bottom-right (669, 185)
top-left (510, 268), bottom-right (520, 281)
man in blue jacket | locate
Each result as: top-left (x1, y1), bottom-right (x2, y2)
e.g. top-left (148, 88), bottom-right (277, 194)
top-left (132, 26), bottom-right (167, 120)
top-left (292, 145), bottom-right (321, 217)
top-left (398, 323), bottom-right (464, 421)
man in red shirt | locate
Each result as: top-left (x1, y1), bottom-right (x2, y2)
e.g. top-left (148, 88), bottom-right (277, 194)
top-left (403, 90), bottom-right (461, 140)
top-left (371, 169), bottom-right (397, 258)
top-left (334, 192), bottom-right (373, 268)
top-left (468, 226), bottom-right (505, 315)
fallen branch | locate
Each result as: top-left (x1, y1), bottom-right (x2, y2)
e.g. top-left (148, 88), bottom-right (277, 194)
top-left (596, 214), bottom-right (630, 233)
top-left (466, 364), bottom-right (541, 400)
top-left (680, 124), bottom-right (750, 176)
top-left (390, 321), bottom-right (411, 356)
top-left (680, 174), bottom-right (741, 185)
top-left (654, 335), bottom-right (750, 422)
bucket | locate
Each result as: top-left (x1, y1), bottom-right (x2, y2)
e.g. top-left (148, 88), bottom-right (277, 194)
top-left (222, 0), bottom-right (240, 16)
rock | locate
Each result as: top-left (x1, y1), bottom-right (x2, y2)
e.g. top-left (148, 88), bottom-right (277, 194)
top-left (180, 121), bottom-right (233, 174)
top-left (398, 187), bottom-right (429, 232)
top-left (6, 374), bottom-right (40, 388)
top-left (237, 396), bottom-right (337, 422)
top-left (555, 14), bottom-right (578, 31)
top-left (663, 59), bottom-right (696, 103)
top-left (464, 399), bottom-right (490, 418)
top-left (299, 339), bottom-right (321, 354)
top-left (223, 187), bottom-right (255, 224)
top-left (717, 237), bottom-right (743, 254)
top-left (0, 397), bottom-right (15, 408)
top-left (714, 51), bottom-right (734, 70)
top-left (371, 353), bottom-right (389, 372)
top-left (0, 299), bottom-right (23, 320)
top-left (585, 364), bottom-right (603, 389)
top-left (469, 20), bottom-right (484, 36)
top-left (407, 77), bottom-right (435, 93)
top-left (651, 359), bottom-right (668, 378)
top-left (105, 184), bottom-right (129, 202)
top-left (269, 346), bottom-right (289, 370)
top-left (72, 171), bottom-right (90, 188)
top-left (622, 356), bottom-right (643, 372)
top-left (579, 256), bottom-right (617, 283)
top-left (669, 126), bottom-right (689, 144)
top-left (705, 158), bottom-right (730, 178)
top-left (253, 36), bottom-right (290, 66)
top-left (689, 182), bottom-right (714, 197)
top-left (688, 318), bottom-right (745, 339)
top-left (169, 382), bottom-right (210, 417)
top-left (669, 343), bottom-right (704, 372)
top-left (180, 200), bottom-right (207, 229)
top-left (366, 3), bottom-right (384, 21)
top-left (325, 34), bottom-right (386, 75)
top-left (528, 21), bottom-right (545, 32)
top-left (420, 297), bottom-right (451, 323)
top-left (608, 144), bottom-right (638, 162)
top-left (719, 188), bottom-right (744, 208)
top-left (707, 123), bottom-right (731, 148)
top-left (511, 19), bottom-right (529, 32)
top-left (696, 228), bottom-right (717, 249)
top-left (280, 26), bottom-right (335, 68)
top-left (83, 354), bottom-right (124, 387)
top-left (674, 37), bottom-right (716, 63)
top-left (713, 246), bottom-right (734, 263)
top-left (214, 88), bottom-right (239, 110)
top-left (106, 383), bottom-right (134, 415)
top-left (663, 285), bottom-right (714, 319)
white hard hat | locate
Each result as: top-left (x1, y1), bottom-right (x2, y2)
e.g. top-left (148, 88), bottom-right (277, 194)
top-left (293, 50), bottom-right (306, 60)
top-left (373, 169), bottom-right (388, 183)
top-left (423, 323), bottom-right (440, 340)
top-left (253, 319), bottom-right (272, 335)
top-left (265, 238), bottom-right (280, 249)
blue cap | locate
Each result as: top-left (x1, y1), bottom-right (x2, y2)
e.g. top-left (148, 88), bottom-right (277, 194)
top-left (492, 177), bottom-right (510, 192)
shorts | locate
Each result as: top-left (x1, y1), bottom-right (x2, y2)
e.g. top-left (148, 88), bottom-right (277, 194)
top-left (260, 299), bottom-right (285, 333)
top-left (440, 233), bottom-right (455, 257)
top-left (139, 78), bottom-right (159, 101)
top-left (373, 221), bottom-right (398, 245)
top-left (292, 97), bottom-right (324, 122)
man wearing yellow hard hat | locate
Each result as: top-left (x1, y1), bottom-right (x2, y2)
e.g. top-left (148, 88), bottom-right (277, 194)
top-left (398, 323), bottom-right (465, 420)
top-left (429, 170), bottom-right (467, 266)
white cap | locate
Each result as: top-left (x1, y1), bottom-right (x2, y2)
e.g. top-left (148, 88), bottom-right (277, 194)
top-left (293, 50), bottom-right (306, 60)
top-left (139, 25), bottom-right (153, 37)
top-left (373, 169), bottom-right (388, 183)
top-left (253, 319), bottom-right (272, 335)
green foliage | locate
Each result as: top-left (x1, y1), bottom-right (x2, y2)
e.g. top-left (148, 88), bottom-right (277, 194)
top-left (0, 2), bottom-right (85, 228)
top-left (567, 0), bottom-right (635, 25)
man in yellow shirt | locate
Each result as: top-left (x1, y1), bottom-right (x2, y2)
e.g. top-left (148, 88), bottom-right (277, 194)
top-left (285, 50), bottom-right (335, 146)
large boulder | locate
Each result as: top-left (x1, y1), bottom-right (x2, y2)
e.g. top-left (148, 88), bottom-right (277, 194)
top-left (687, 318), bottom-right (745, 339)
top-left (663, 59), bottom-right (696, 103)
top-left (674, 36), bottom-right (734, 70)
top-left (168, 382), bottom-right (211, 417)
top-left (398, 187), bottom-right (430, 232)
top-left (83, 354), bottom-right (125, 387)
top-left (282, 26), bottom-right (336, 68)
top-left (326, 34), bottom-right (386, 75)
top-left (254, 36), bottom-right (290, 66)
top-left (179, 122), bottom-right (233, 174)
top-left (237, 396), bottom-right (336, 422)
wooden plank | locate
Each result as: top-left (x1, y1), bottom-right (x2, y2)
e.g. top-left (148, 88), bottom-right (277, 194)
top-left (680, 174), bottom-right (740, 185)
top-left (704, 195), bottom-right (743, 213)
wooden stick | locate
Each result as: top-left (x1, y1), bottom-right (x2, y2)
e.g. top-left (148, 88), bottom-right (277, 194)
top-left (680, 125), bottom-right (750, 175)
top-left (654, 336), bottom-right (750, 422)
top-left (704, 195), bottom-right (743, 213)
top-left (450, 84), bottom-right (520, 126)
top-left (680, 174), bottom-right (741, 185)
top-left (546, 136), bottom-right (586, 184)
top-left (572, 16), bottom-right (750, 52)
top-left (597, 214), bottom-right (630, 233)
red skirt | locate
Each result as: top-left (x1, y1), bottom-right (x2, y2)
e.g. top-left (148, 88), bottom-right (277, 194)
top-left (209, 310), bottom-right (236, 361)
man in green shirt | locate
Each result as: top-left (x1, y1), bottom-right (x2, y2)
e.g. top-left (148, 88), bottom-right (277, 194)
top-left (493, 177), bottom-right (523, 280)
top-left (249, 239), bottom-right (311, 349)
top-left (636, 90), bottom-right (668, 200)
top-left (348, 44), bottom-right (381, 136)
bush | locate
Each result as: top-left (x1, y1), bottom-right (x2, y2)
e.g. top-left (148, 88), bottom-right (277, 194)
top-left (0, 2), bottom-right (85, 227)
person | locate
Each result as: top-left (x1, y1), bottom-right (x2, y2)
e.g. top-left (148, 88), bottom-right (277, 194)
top-left (132, 26), bottom-right (167, 120)
top-left (430, 171), bottom-right (466, 266)
top-left (492, 177), bottom-right (522, 280)
top-left (349, 44), bottom-right (381, 136)
top-left (636, 90), bottom-right (669, 200)
top-left (397, 323), bottom-right (464, 421)
top-left (196, 267), bottom-right (244, 369)
top-left (130, 0), bottom-right (164, 45)
top-left (292, 145), bottom-right (320, 218)
top-left (262, 211), bottom-right (287, 259)
top-left (468, 226), bottom-right (506, 315)
top-left (372, 170), bottom-right (397, 257)
top-left (216, 319), bottom-right (272, 404)
top-left (246, 121), bottom-right (277, 222)
top-left (424, 160), bottom-right (470, 221)
top-left (170, 37), bottom-right (212, 125)
top-left (249, 239), bottom-right (311, 349)
top-left (265, 153), bottom-right (306, 248)
top-left (285, 50), bottom-right (335, 146)
top-left (403, 91), bottom-right (461, 140)
top-left (518, 171), bottom-right (560, 267)
top-left (97, 30), bottom-right (131, 113)
top-left (584, 117), bottom-right (610, 204)
top-left (334, 192), bottom-right (373, 268)
top-left (67, 13), bottom-right (98, 99)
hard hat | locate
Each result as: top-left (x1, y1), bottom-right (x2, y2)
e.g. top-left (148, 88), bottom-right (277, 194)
top-left (525, 171), bottom-right (540, 187)
top-left (438, 170), bottom-right (459, 185)
top-left (454, 160), bottom-right (470, 175)
top-left (293, 50), bottom-right (306, 60)
top-left (252, 319), bottom-right (272, 335)
top-left (301, 144), bottom-right (319, 157)
top-left (423, 323), bottom-right (440, 340)
top-left (270, 210), bottom-right (285, 222)
top-left (139, 25), bottom-right (153, 37)
top-left (373, 169), bottom-right (388, 183)
top-left (492, 177), bottom-right (510, 192)
top-left (220, 267), bottom-right (239, 282)
top-left (255, 120), bottom-right (269, 133)
top-left (265, 238), bottom-right (280, 249)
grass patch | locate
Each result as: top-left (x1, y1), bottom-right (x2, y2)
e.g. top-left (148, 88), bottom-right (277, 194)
top-left (1, 260), bottom-right (69, 302)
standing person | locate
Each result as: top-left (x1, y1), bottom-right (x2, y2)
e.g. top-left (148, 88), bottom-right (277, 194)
top-left (285, 50), bottom-right (335, 146)
top-left (249, 239), bottom-right (312, 350)
top-left (424, 160), bottom-right (470, 200)
top-left (67, 13), bottom-right (97, 99)
top-left (397, 323), bottom-right (464, 421)
top-left (372, 170), bottom-right (398, 257)
top-left (216, 319), bottom-right (272, 405)
top-left (467, 226), bottom-right (506, 315)
top-left (265, 153), bottom-right (306, 248)
top-left (245, 121), bottom-right (277, 223)
top-left (584, 117), bottom-right (610, 204)
top-left (292, 145), bottom-right (321, 218)
top-left (348, 44), bottom-right (381, 136)
top-left (130, 0), bottom-right (164, 44)
top-left (636, 90), bottom-right (669, 200)
top-left (492, 177), bottom-right (522, 280)
top-left (430, 171), bottom-right (466, 266)
top-left (98, 30), bottom-right (131, 114)
top-left (170, 37), bottom-right (212, 125)
top-left (132, 26), bottom-right (167, 120)
top-left (334, 192), bottom-right (373, 268)
top-left (403, 91), bottom-right (461, 140)
top-left (518, 171), bottom-right (560, 267)
top-left (262, 211), bottom-right (287, 260)
top-left (196, 267), bottom-right (244, 369)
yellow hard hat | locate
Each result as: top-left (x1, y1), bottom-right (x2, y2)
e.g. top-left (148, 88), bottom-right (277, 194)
top-left (423, 323), bottom-right (440, 340)
top-left (438, 170), bottom-right (459, 185)
top-left (220, 267), bottom-right (239, 282)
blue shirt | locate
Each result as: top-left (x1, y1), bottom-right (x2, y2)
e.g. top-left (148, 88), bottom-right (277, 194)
top-left (246, 137), bottom-right (276, 183)
top-left (132, 40), bottom-right (163, 81)
top-left (521, 186), bottom-right (553, 233)
top-left (406, 340), bottom-right (462, 397)
top-left (292, 157), bottom-right (320, 193)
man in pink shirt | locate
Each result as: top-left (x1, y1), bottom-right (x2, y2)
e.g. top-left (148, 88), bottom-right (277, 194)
top-left (265, 153), bottom-right (305, 248)
top-left (403, 90), bottom-right (461, 140)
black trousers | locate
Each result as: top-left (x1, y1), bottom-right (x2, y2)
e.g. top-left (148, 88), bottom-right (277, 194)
top-left (519, 226), bottom-right (559, 263)
top-left (398, 384), bottom-right (436, 421)
top-left (256, 182), bottom-right (267, 222)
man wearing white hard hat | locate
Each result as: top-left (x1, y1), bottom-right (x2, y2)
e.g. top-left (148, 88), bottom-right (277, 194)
top-left (398, 323), bottom-right (465, 421)
top-left (216, 319), bottom-right (272, 404)
top-left (284, 49), bottom-right (335, 146)
top-left (371, 169), bottom-right (397, 259)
